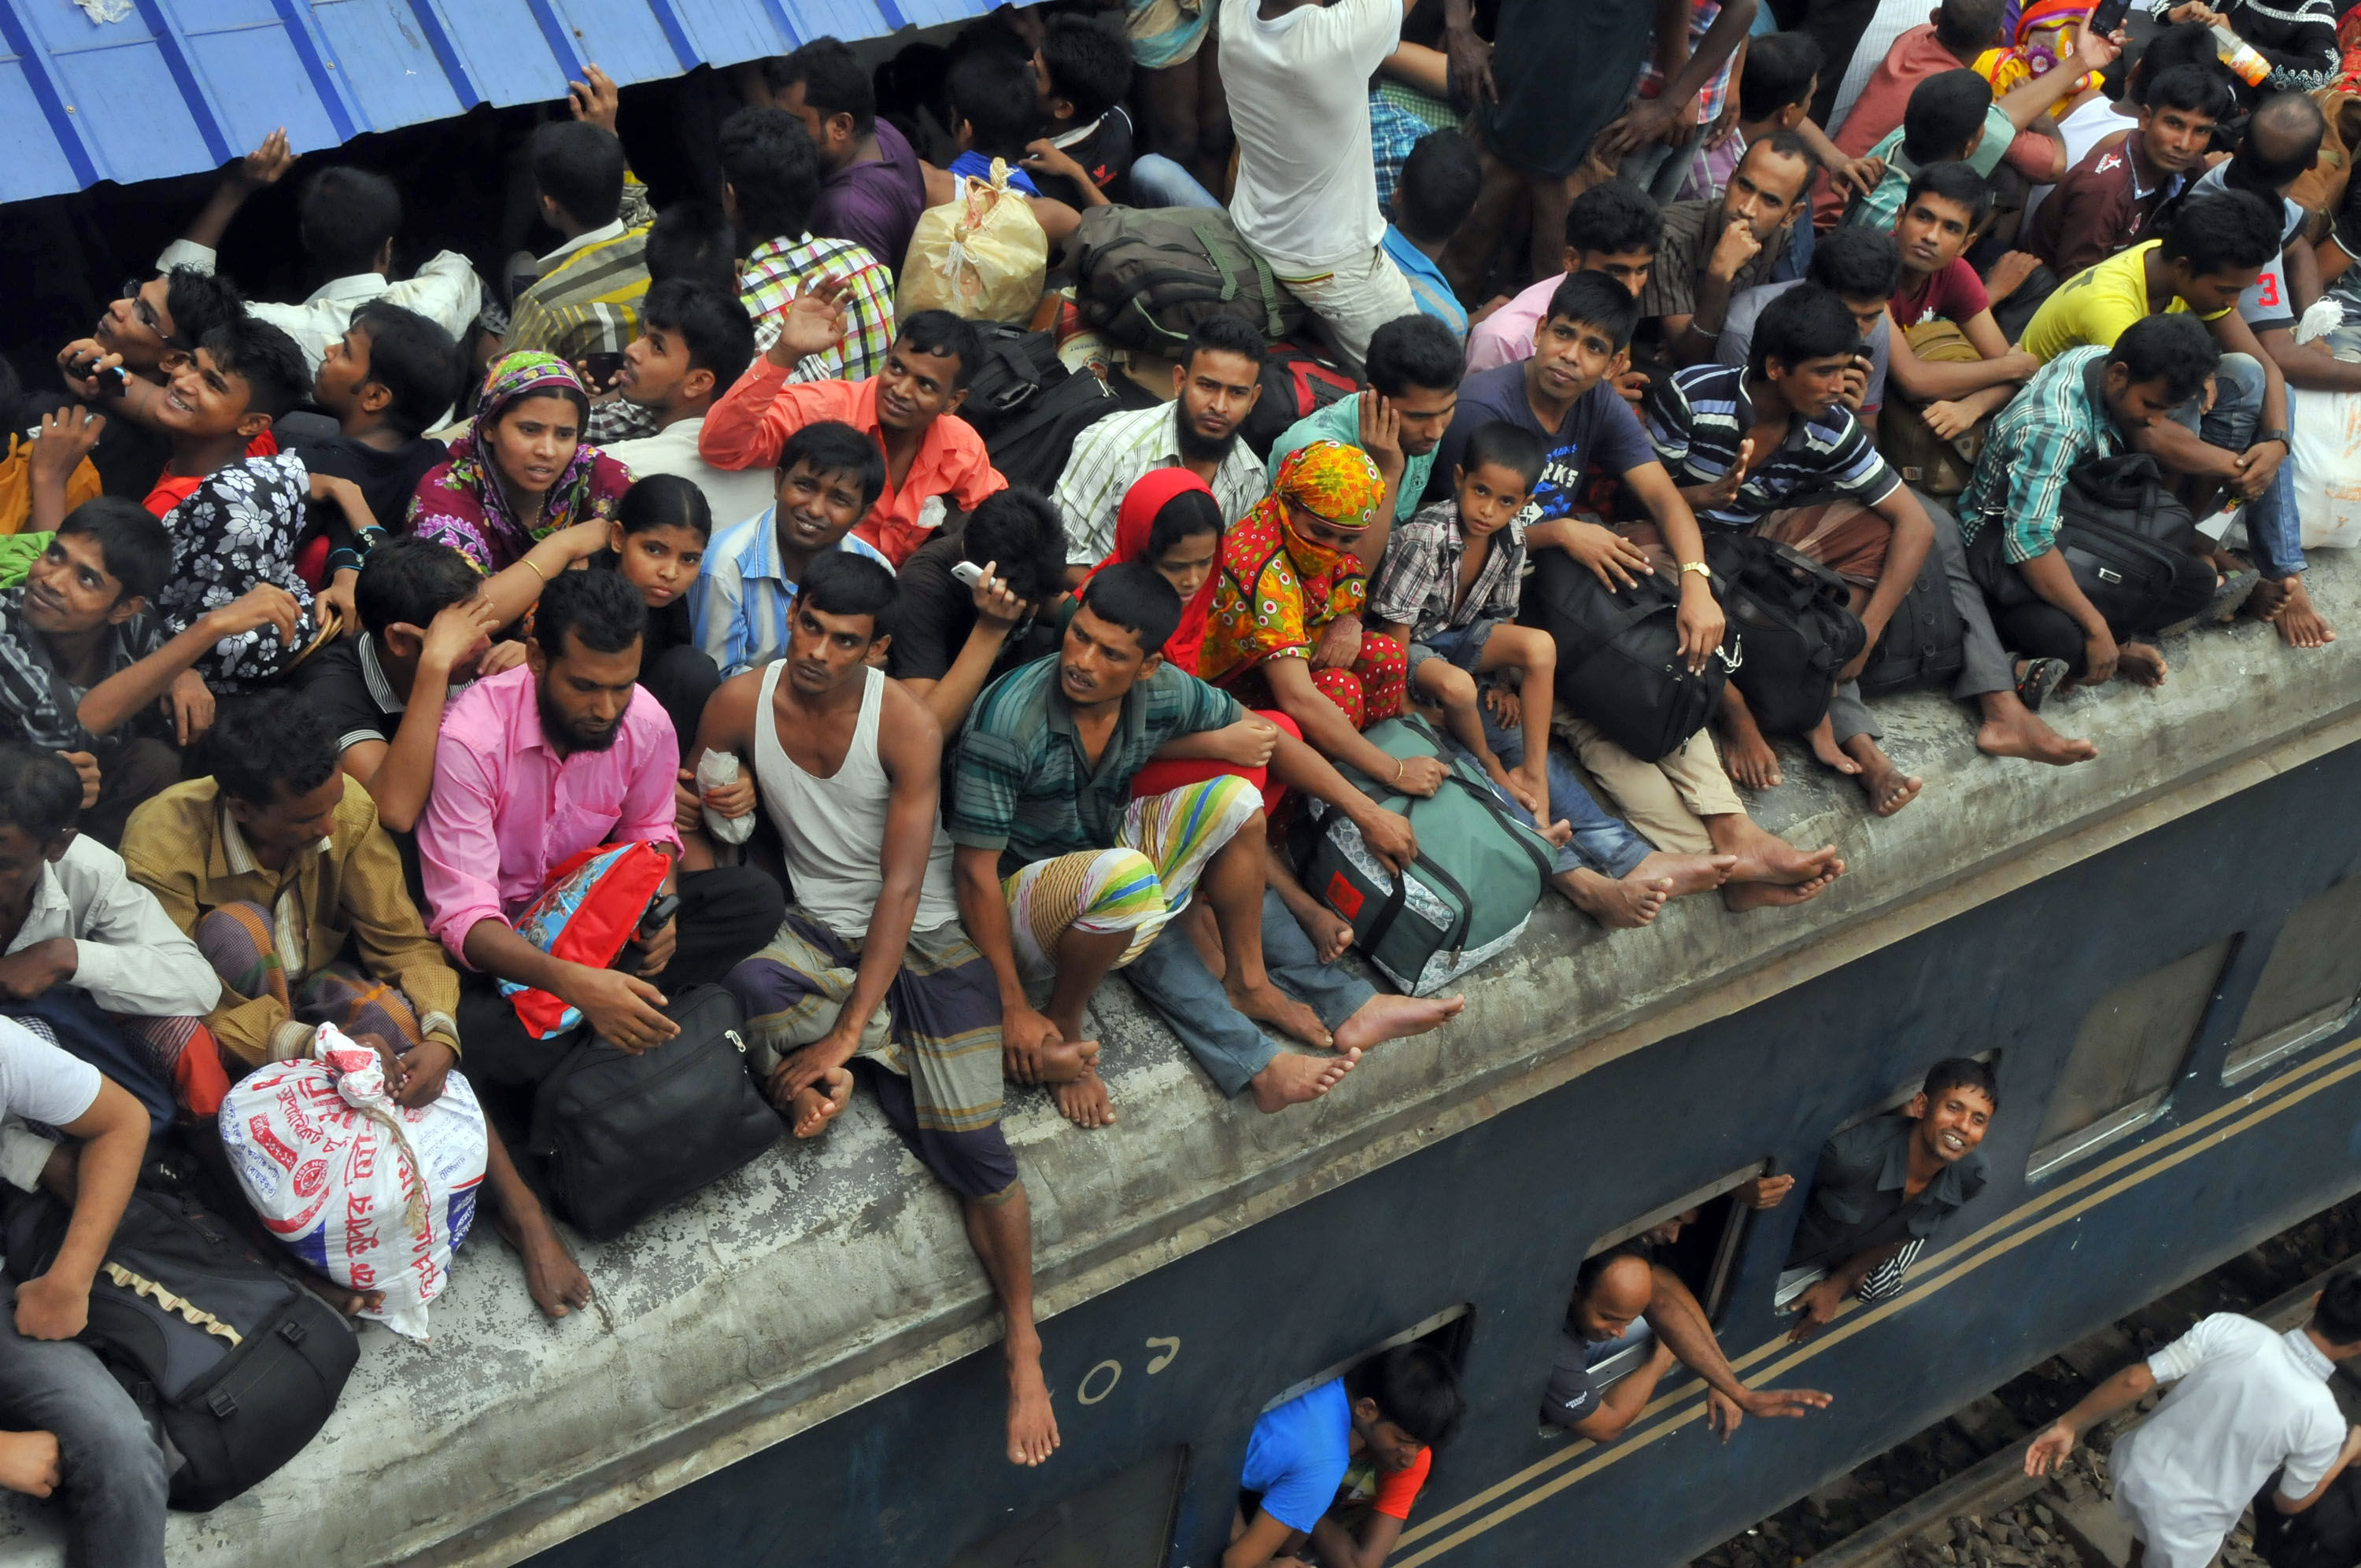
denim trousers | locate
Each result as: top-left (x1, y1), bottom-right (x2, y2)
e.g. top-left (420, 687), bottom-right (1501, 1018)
top-left (2175, 351), bottom-right (2304, 580)
top-left (1443, 689), bottom-right (1653, 881)
top-left (0, 1264), bottom-right (168, 1566)
top-left (1127, 153), bottom-right (1224, 209)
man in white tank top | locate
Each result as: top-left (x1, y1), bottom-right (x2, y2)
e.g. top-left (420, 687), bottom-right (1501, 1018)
top-left (685, 552), bottom-right (1059, 1472)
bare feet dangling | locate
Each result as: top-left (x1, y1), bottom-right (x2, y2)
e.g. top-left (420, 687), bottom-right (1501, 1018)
top-left (1228, 977), bottom-right (1334, 1049)
top-left (1332, 992), bottom-right (1465, 1053)
top-left (1054, 1066), bottom-right (1116, 1129)
top-left (1249, 1048), bottom-right (1361, 1112)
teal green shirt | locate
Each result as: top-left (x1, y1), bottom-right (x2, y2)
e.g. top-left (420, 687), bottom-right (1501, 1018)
top-left (1265, 391), bottom-right (1433, 524)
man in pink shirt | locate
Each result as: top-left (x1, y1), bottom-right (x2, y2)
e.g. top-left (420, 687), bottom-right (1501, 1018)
top-left (1466, 182), bottom-right (1664, 393)
top-left (698, 286), bottom-right (1006, 567)
top-left (419, 570), bottom-right (785, 1089)
top-left (1816, 0), bottom-right (2068, 231)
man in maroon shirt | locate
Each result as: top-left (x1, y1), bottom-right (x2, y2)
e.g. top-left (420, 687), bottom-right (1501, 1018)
top-left (2023, 62), bottom-right (2230, 278)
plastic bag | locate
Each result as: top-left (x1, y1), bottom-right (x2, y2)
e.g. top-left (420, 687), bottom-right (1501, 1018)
top-left (898, 160), bottom-right (1049, 324)
top-left (219, 1023), bottom-right (487, 1342)
top-left (2289, 386), bottom-right (2361, 552)
top-left (698, 749), bottom-right (754, 845)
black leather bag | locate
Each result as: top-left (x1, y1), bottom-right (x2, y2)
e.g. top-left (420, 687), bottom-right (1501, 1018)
top-left (1855, 552), bottom-right (1967, 698)
top-left (1973, 453), bottom-right (2214, 635)
top-left (527, 983), bottom-right (781, 1241)
top-left (1704, 533), bottom-right (1868, 735)
top-left (1520, 547), bottom-right (1732, 762)
top-left (6, 1186), bottom-right (358, 1511)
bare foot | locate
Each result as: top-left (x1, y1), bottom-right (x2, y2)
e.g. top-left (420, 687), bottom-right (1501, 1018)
top-left (1806, 717), bottom-right (1860, 776)
top-left (784, 1067), bottom-right (855, 1138)
top-left (299, 1268), bottom-right (385, 1319)
top-left (2265, 577), bottom-right (2337, 649)
top-left (1561, 868), bottom-right (1672, 928)
top-left (1629, 850), bottom-right (1738, 897)
top-left (1228, 977), bottom-right (1334, 1049)
top-left (1717, 713), bottom-right (1783, 789)
top-left (1249, 1048), bottom-right (1361, 1112)
top-left (1725, 867), bottom-right (1843, 911)
top-left (1976, 697), bottom-right (2097, 767)
top-left (1272, 854), bottom-right (1354, 961)
top-left (1844, 736), bottom-right (1922, 817)
top-left (1007, 1341), bottom-right (1060, 1467)
top-left (0, 1431), bottom-right (57, 1498)
top-left (1008, 1035), bottom-right (1099, 1086)
top-left (491, 1201), bottom-right (595, 1319)
top-left (1332, 992), bottom-right (1465, 1054)
top-left (1053, 1066), bottom-right (1116, 1129)
top-left (1716, 819), bottom-right (1843, 889)
top-left (2116, 642), bottom-right (2167, 688)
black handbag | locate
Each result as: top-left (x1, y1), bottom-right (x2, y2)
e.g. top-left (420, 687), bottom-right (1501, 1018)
top-left (1703, 533), bottom-right (1868, 735)
top-left (1974, 453), bottom-right (2214, 636)
top-left (1520, 547), bottom-right (1733, 762)
top-left (6, 1186), bottom-right (358, 1511)
top-left (527, 983), bottom-right (781, 1242)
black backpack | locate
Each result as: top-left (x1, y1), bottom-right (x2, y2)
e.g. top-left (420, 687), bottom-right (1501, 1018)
top-left (1972, 452), bottom-right (2215, 636)
top-left (1239, 339), bottom-right (1358, 460)
top-left (1856, 550), bottom-right (1967, 698)
top-left (1070, 205), bottom-right (1306, 353)
top-left (955, 323), bottom-right (1069, 444)
top-left (527, 983), bottom-right (781, 1242)
top-left (1520, 547), bottom-right (1733, 762)
top-left (1703, 533), bottom-right (1868, 735)
top-left (981, 366), bottom-right (1122, 493)
top-left (5, 1186), bottom-right (357, 1511)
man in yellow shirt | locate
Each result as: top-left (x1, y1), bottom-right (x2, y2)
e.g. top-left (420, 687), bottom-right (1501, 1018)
top-left (2019, 195), bottom-right (2293, 587)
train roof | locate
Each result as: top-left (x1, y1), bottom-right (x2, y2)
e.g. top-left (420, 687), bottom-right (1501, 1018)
top-left (4, 547), bottom-right (2359, 1566)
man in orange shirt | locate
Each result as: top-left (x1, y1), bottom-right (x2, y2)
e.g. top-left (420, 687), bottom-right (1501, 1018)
top-left (696, 281), bottom-right (1006, 566)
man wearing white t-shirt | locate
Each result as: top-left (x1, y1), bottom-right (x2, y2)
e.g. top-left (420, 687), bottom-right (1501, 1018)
top-left (2026, 1275), bottom-right (2361, 1568)
top-left (1219, 0), bottom-right (1417, 372)
top-left (0, 1016), bottom-right (161, 1564)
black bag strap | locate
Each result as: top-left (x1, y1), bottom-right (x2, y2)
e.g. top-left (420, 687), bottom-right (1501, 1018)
top-left (987, 372), bottom-right (1110, 453)
top-left (1362, 849), bottom-right (1472, 959)
top-left (1186, 217), bottom-right (1286, 338)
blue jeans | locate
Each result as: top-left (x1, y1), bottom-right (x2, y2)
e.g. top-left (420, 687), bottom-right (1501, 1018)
top-left (1122, 888), bottom-right (1374, 1097)
top-left (1444, 695), bottom-right (1653, 882)
top-left (2174, 351), bottom-right (2304, 579)
top-left (1127, 153), bottom-right (1224, 209)
top-left (0, 1260), bottom-right (168, 1566)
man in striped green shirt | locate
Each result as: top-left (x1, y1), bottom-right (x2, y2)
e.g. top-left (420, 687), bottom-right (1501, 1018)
top-left (505, 121), bottom-right (653, 367)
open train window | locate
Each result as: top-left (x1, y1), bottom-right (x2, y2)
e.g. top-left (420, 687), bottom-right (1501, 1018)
top-left (2027, 938), bottom-right (2233, 1180)
top-left (946, 1445), bottom-right (1188, 1568)
top-left (1259, 1304), bottom-right (1474, 1416)
top-left (2222, 877), bottom-right (2361, 1086)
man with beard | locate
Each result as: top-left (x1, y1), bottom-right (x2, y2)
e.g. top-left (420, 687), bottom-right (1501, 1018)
top-left (693, 420), bottom-right (892, 677)
top-left (417, 570), bottom-right (784, 1100)
top-left (693, 552), bottom-right (1058, 1469)
top-left (1051, 318), bottom-right (1270, 583)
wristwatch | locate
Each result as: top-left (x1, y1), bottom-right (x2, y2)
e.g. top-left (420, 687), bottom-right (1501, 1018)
top-left (2256, 427), bottom-right (2291, 447)
top-left (1679, 559), bottom-right (1713, 583)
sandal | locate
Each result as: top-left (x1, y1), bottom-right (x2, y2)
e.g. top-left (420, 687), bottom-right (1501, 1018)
top-left (2158, 568), bottom-right (2259, 639)
top-left (2016, 657), bottom-right (2068, 714)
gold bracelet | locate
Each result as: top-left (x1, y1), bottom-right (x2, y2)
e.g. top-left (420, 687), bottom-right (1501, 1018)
top-left (1392, 758), bottom-right (1405, 786)
top-left (523, 556), bottom-right (549, 581)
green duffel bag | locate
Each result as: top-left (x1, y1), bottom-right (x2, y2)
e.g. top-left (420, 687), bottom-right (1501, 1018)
top-left (1288, 717), bottom-right (1555, 996)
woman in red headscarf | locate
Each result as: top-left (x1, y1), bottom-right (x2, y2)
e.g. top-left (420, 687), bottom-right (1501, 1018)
top-left (1104, 468), bottom-right (1302, 815)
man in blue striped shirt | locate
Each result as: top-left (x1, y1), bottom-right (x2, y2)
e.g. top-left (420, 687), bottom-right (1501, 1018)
top-left (691, 420), bottom-right (892, 677)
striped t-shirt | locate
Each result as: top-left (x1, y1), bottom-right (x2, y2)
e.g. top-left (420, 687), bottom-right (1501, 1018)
top-left (1645, 363), bottom-right (1901, 529)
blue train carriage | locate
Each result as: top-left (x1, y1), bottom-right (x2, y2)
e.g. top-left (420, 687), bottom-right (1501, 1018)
top-left (0, 561), bottom-right (2353, 1567)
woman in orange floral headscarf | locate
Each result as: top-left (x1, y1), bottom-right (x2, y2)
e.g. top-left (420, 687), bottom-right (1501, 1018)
top-left (1202, 440), bottom-right (1407, 733)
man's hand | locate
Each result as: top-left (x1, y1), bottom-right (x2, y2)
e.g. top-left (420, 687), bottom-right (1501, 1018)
top-left (478, 640), bottom-right (530, 677)
top-left (2163, 0), bottom-right (2225, 21)
top-left (1204, 714), bottom-right (1281, 769)
top-left (770, 1023), bottom-right (862, 1104)
top-left (319, 570), bottom-right (359, 635)
top-left (2234, 439), bottom-right (2288, 500)
top-left (767, 276), bottom-right (852, 367)
top-left (1354, 804), bottom-right (1418, 872)
top-left (227, 127), bottom-right (296, 193)
top-left (1596, 99), bottom-right (1683, 164)
top-left (0, 938), bottom-right (76, 1003)
top-left (1707, 1387), bottom-right (1746, 1440)
top-left (1392, 755), bottom-right (1449, 798)
top-left (635, 913), bottom-right (678, 978)
top-left (1442, 20), bottom-right (1497, 107)
top-left (199, 583), bottom-right (304, 647)
top-left (1704, 98), bottom-right (1742, 149)
top-left (1312, 614), bottom-right (1364, 672)
top-left (1687, 436), bottom-right (1755, 515)
top-left (1676, 577), bottom-right (1726, 674)
top-left (1002, 1005), bottom-right (1064, 1083)
top-left (700, 766), bottom-right (756, 820)
top-left (2023, 1420), bottom-right (2077, 1477)
top-left (2082, 628), bottom-right (2120, 686)
top-left (1563, 520), bottom-right (1654, 592)
top-left (566, 966), bottom-right (676, 1052)
top-left (57, 753), bottom-right (98, 812)
top-left (966, 559), bottom-right (1031, 632)
top-left (1744, 1385), bottom-right (1835, 1420)
top-left (0, 1431), bottom-right (58, 1500)
top-left (2072, 19), bottom-right (2123, 76)
top-left (1986, 251), bottom-right (2044, 304)
top-left (12, 1273), bottom-right (89, 1341)
top-left (392, 1039), bottom-right (456, 1109)
top-left (567, 65), bottom-right (622, 133)
top-left (29, 407), bottom-right (106, 487)
top-left (1482, 684), bottom-right (1522, 729)
top-left (1020, 138), bottom-right (1093, 190)
top-left (422, 595), bottom-right (501, 676)
top-left (1829, 154), bottom-right (1886, 201)
top-left (1706, 216), bottom-right (1763, 282)
top-left (168, 668), bottom-right (215, 747)
top-left (1786, 1277), bottom-right (1847, 1341)
top-left (1738, 1172), bottom-right (1795, 1208)
top-left (1358, 392), bottom-right (1405, 481)
top-left (53, 341), bottom-right (123, 404)
top-left (1921, 400), bottom-right (1977, 441)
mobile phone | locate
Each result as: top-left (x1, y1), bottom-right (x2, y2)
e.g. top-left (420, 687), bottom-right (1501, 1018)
top-left (72, 356), bottom-right (128, 397)
top-left (638, 892), bottom-right (681, 938)
top-left (951, 560), bottom-right (986, 588)
top-left (2088, 0), bottom-right (2130, 35)
top-left (576, 352), bottom-right (627, 389)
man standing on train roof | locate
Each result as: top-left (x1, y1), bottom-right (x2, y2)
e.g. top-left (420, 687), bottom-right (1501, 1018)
top-left (1773, 1057), bottom-right (1997, 1341)
top-left (1543, 1238), bottom-right (1832, 1442)
top-left (2026, 1271), bottom-right (2361, 1568)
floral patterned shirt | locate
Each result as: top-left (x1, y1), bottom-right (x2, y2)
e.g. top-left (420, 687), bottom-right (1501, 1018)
top-left (157, 452), bottom-right (317, 689)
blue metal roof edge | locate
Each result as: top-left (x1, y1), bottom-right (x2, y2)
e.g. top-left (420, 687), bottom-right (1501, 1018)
top-left (0, 0), bottom-right (989, 204)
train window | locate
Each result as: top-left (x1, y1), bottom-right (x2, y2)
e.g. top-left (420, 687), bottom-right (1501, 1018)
top-left (1259, 1304), bottom-right (1474, 1416)
top-left (2222, 877), bottom-right (2361, 1087)
top-left (1583, 1161), bottom-right (1772, 1326)
top-left (2027, 939), bottom-right (2234, 1180)
top-left (945, 1445), bottom-right (1188, 1568)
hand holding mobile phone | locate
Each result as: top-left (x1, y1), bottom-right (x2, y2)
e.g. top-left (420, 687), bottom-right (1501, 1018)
top-left (951, 560), bottom-right (986, 588)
